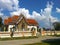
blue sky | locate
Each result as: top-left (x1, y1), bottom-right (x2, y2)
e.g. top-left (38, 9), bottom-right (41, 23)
top-left (0, 0), bottom-right (60, 28)
top-left (19, 0), bottom-right (60, 18)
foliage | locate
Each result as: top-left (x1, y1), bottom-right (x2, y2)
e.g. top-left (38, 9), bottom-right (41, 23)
top-left (53, 22), bottom-right (60, 30)
top-left (43, 27), bottom-right (46, 30)
top-left (0, 17), bottom-right (3, 31)
top-left (0, 17), bottom-right (3, 26)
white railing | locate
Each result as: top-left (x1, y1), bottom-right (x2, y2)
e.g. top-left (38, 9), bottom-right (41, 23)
top-left (41, 31), bottom-right (60, 36)
top-left (0, 31), bottom-right (36, 38)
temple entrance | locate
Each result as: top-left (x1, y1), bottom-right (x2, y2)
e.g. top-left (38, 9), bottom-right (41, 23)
top-left (31, 27), bottom-right (36, 36)
top-left (21, 23), bottom-right (25, 31)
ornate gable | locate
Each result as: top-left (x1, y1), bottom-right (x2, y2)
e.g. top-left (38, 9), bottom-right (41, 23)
top-left (4, 14), bottom-right (38, 26)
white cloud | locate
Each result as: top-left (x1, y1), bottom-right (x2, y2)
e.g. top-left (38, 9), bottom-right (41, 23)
top-left (10, 8), bottom-right (32, 18)
top-left (32, 2), bottom-right (58, 28)
top-left (0, 12), bottom-right (3, 17)
top-left (0, 8), bottom-right (4, 17)
top-left (40, 2), bottom-right (58, 28)
top-left (32, 11), bottom-right (46, 20)
top-left (3, 16), bottom-right (8, 19)
top-left (0, 0), bottom-right (19, 20)
top-left (56, 8), bottom-right (60, 13)
top-left (0, 0), bottom-right (58, 28)
top-left (0, 12), bottom-right (8, 20)
top-left (0, 12), bottom-right (8, 21)
top-left (50, 16), bottom-right (58, 23)
top-left (0, 0), bottom-right (19, 11)
top-left (10, 8), bottom-right (46, 22)
top-left (10, 2), bottom-right (59, 28)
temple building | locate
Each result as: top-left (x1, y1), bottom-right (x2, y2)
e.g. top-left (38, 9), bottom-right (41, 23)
top-left (4, 14), bottom-right (38, 36)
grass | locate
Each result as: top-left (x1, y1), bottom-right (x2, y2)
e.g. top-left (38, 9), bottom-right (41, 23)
top-left (25, 42), bottom-right (60, 45)
top-left (24, 43), bottom-right (49, 45)
top-left (24, 42), bottom-right (60, 45)
top-left (0, 36), bottom-right (38, 41)
top-left (53, 35), bottom-right (60, 37)
top-left (48, 34), bottom-right (60, 37)
top-left (25, 38), bottom-right (60, 45)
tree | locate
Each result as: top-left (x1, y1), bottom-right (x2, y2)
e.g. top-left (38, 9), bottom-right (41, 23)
top-left (53, 22), bottom-right (60, 30)
top-left (0, 17), bottom-right (3, 31)
top-left (43, 27), bottom-right (46, 30)
top-left (0, 17), bottom-right (3, 27)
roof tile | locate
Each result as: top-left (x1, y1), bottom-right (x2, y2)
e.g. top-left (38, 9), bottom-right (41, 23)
top-left (4, 15), bottom-right (38, 25)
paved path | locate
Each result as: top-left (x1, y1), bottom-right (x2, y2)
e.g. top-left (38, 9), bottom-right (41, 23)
top-left (0, 36), bottom-right (60, 45)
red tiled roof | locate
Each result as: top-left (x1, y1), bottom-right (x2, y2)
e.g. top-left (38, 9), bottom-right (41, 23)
top-left (4, 15), bottom-right (19, 25)
top-left (26, 19), bottom-right (38, 25)
top-left (4, 15), bottom-right (38, 25)
top-left (8, 17), bottom-right (12, 23)
top-left (12, 15), bottom-right (19, 21)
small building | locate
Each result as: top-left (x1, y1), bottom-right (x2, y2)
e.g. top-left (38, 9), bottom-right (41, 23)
top-left (4, 14), bottom-right (38, 37)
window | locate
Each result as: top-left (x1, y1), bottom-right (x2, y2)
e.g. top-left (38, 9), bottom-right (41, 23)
top-left (28, 28), bottom-right (30, 30)
top-left (31, 27), bottom-right (35, 31)
top-left (13, 26), bottom-right (16, 31)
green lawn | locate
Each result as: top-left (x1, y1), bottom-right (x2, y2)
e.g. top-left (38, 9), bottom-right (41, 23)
top-left (53, 35), bottom-right (60, 37)
top-left (0, 36), bottom-right (38, 41)
top-left (25, 42), bottom-right (60, 45)
top-left (24, 43), bottom-right (49, 45)
top-left (25, 38), bottom-right (60, 45)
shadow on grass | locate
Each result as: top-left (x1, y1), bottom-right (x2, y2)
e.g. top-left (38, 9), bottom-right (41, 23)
top-left (24, 43), bottom-right (49, 45)
top-left (42, 38), bottom-right (60, 45)
top-left (48, 34), bottom-right (60, 37)
top-left (0, 36), bottom-right (38, 41)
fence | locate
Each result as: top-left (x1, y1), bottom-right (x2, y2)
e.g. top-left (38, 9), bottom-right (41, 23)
top-left (41, 31), bottom-right (60, 36)
top-left (0, 31), bottom-right (36, 38)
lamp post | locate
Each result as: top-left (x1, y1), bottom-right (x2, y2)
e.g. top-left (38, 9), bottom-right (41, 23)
top-left (49, 17), bottom-right (55, 35)
top-left (49, 17), bottom-right (51, 30)
top-left (49, 17), bottom-right (52, 35)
